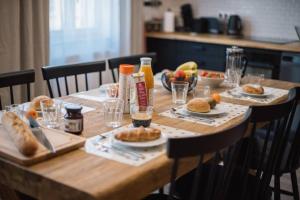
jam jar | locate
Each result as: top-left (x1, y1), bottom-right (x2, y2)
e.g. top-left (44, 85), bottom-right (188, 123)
top-left (64, 104), bottom-right (83, 135)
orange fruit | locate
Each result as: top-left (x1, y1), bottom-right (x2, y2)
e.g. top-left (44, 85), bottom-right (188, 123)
top-left (25, 108), bottom-right (38, 119)
top-left (211, 93), bottom-right (221, 103)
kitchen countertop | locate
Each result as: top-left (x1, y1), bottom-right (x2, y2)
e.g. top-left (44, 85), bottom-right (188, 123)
top-left (146, 32), bottom-right (300, 53)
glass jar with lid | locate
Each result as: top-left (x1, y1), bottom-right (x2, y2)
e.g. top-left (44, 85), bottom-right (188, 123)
top-left (64, 104), bottom-right (83, 135)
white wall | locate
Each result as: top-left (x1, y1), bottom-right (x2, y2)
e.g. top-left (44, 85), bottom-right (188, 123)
top-left (145, 0), bottom-right (300, 40)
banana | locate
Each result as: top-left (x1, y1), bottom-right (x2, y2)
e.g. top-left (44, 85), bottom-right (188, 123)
top-left (176, 61), bottom-right (198, 75)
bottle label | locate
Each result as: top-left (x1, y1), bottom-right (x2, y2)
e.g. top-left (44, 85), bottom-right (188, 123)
top-left (136, 82), bottom-right (148, 107)
top-left (64, 119), bottom-right (83, 133)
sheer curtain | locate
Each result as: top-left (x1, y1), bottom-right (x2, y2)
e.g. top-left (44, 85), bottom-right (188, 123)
top-left (50, 0), bottom-right (126, 65)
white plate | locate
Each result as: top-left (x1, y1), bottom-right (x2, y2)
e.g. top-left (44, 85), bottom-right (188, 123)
top-left (183, 104), bottom-right (226, 117)
top-left (112, 134), bottom-right (167, 148)
top-left (239, 89), bottom-right (271, 98)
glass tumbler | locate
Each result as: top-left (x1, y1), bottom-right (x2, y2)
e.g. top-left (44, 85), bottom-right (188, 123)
top-left (5, 104), bottom-right (21, 113)
top-left (130, 106), bottom-right (153, 127)
top-left (5, 104), bottom-right (24, 119)
top-left (171, 82), bottom-right (189, 105)
top-left (103, 98), bottom-right (124, 128)
top-left (40, 99), bottom-right (62, 128)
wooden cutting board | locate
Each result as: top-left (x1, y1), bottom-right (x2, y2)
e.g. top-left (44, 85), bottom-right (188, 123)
top-left (0, 126), bottom-right (86, 166)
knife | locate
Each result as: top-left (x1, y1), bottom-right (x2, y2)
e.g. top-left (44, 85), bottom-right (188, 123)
top-left (28, 117), bottom-right (56, 153)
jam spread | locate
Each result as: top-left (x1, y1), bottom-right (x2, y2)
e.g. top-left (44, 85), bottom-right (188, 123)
top-left (64, 104), bottom-right (83, 135)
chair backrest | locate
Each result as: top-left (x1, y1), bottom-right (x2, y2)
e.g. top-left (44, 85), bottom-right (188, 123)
top-left (0, 69), bottom-right (35, 110)
top-left (242, 91), bottom-right (296, 199)
top-left (42, 61), bottom-right (106, 98)
top-left (284, 87), bottom-right (300, 171)
top-left (166, 109), bottom-right (251, 200)
top-left (107, 52), bottom-right (157, 83)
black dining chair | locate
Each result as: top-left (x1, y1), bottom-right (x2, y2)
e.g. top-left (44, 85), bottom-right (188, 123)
top-left (253, 87), bottom-right (300, 200)
top-left (0, 69), bottom-right (35, 110)
top-left (145, 108), bottom-right (252, 200)
top-left (42, 61), bottom-right (106, 98)
top-left (108, 52), bottom-right (157, 83)
top-left (148, 92), bottom-right (296, 200)
top-left (238, 88), bottom-right (297, 200)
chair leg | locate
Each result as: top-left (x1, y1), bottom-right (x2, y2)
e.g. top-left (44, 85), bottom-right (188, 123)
top-left (291, 171), bottom-right (300, 200)
top-left (159, 186), bottom-right (164, 194)
top-left (274, 175), bottom-right (281, 200)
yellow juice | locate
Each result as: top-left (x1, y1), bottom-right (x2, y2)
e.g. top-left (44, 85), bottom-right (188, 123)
top-left (139, 64), bottom-right (154, 106)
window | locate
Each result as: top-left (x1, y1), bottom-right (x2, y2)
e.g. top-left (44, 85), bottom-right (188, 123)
top-left (49, 0), bottom-right (122, 65)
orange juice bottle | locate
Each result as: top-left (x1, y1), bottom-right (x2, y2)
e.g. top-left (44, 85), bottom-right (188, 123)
top-left (139, 57), bottom-right (154, 106)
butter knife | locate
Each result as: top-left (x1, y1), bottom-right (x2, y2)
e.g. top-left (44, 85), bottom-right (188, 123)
top-left (28, 117), bottom-right (56, 153)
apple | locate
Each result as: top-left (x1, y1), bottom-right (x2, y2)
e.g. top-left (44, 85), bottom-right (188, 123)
top-left (175, 70), bottom-right (186, 81)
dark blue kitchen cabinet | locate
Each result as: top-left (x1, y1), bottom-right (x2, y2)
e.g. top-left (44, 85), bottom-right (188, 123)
top-left (147, 37), bottom-right (282, 79)
top-left (147, 38), bottom-right (226, 73)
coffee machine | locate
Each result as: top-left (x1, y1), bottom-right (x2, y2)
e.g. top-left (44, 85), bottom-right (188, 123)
top-left (181, 4), bottom-right (194, 31)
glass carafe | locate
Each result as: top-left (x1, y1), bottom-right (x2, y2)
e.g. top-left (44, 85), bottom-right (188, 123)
top-left (225, 46), bottom-right (248, 88)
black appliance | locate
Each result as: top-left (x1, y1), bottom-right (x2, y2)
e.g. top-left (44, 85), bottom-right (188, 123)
top-left (227, 15), bottom-right (242, 35)
top-left (194, 17), bottom-right (221, 34)
top-left (280, 52), bottom-right (300, 83)
top-left (181, 4), bottom-right (194, 31)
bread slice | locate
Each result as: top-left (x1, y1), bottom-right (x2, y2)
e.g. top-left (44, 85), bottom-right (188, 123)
top-left (2, 112), bottom-right (39, 156)
top-left (187, 98), bottom-right (210, 113)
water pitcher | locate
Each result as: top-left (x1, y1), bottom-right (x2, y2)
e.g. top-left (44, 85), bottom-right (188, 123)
top-left (225, 46), bottom-right (248, 87)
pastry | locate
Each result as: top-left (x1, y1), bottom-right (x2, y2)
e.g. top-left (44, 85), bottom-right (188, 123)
top-left (242, 85), bottom-right (264, 94)
top-left (2, 112), bottom-right (39, 156)
top-left (187, 98), bottom-right (211, 113)
top-left (31, 95), bottom-right (53, 110)
top-left (115, 126), bottom-right (161, 142)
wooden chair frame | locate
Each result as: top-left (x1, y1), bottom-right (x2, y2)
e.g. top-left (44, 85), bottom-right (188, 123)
top-left (42, 61), bottom-right (106, 98)
top-left (0, 69), bottom-right (35, 110)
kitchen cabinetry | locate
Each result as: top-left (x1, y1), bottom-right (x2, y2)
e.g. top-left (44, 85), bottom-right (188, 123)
top-left (147, 37), bottom-right (284, 79)
top-left (147, 38), bottom-right (226, 74)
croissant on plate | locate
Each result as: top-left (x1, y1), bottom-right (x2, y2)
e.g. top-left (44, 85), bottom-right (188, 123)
top-left (115, 126), bottom-right (161, 142)
top-left (242, 85), bottom-right (264, 94)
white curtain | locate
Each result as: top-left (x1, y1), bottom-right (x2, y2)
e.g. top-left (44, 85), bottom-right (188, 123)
top-left (49, 0), bottom-right (144, 90)
top-left (50, 0), bottom-right (128, 65)
top-left (0, 0), bottom-right (49, 107)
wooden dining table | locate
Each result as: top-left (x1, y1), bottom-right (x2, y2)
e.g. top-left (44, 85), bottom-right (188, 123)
top-left (0, 78), bottom-right (299, 200)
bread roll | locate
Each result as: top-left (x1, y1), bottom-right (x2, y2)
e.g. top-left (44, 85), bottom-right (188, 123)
top-left (187, 98), bottom-right (210, 113)
top-left (2, 112), bottom-right (39, 156)
top-left (115, 127), bottom-right (161, 142)
top-left (31, 95), bottom-right (52, 110)
top-left (242, 85), bottom-right (264, 94)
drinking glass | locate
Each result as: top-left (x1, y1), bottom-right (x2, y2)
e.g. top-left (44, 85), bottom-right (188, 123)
top-left (244, 73), bottom-right (265, 86)
top-left (130, 106), bottom-right (153, 127)
top-left (5, 104), bottom-right (20, 113)
top-left (104, 83), bottom-right (119, 98)
top-left (5, 104), bottom-right (24, 119)
top-left (171, 82), bottom-right (189, 105)
top-left (40, 99), bottom-right (62, 128)
top-left (103, 98), bottom-right (124, 128)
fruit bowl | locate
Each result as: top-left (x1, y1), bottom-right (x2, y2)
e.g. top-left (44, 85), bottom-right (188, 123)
top-left (161, 71), bottom-right (198, 92)
top-left (199, 71), bottom-right (225, 88)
